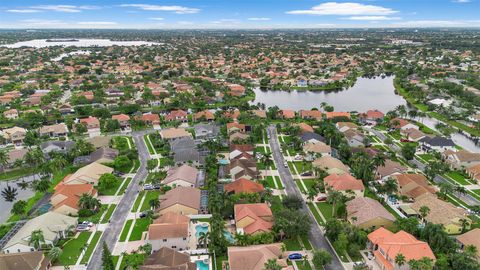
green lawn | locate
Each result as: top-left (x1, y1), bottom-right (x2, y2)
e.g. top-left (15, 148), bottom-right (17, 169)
top-left (284, 237), bottom-right (302, 251)
top-left (255, 146), bottom-right (271, 154)
top-left (264, 176), bottom-right (284, 189)
top-left (472, 189), bottom-right (480, 196)
top-left (58, 232), bottom-right (91, 266)
top-left (300, 235), bottom-right (313, 250)
top-left (129, 218), bottom-right (152, 241)
top-left (101, 204), bottom-right (116, 224)
top-left (80, 231), bottom-right (102, 264)
top-left (131, 191), bottom-right (145, 212)
top-left (288, 161), bottom-right (311, 174)
top-left (117, 177), bottom-right (132, 195)
top-left (294, 261), bottom-right (312, 270)
top-left (0, 167), bottom-right (36, 181)
top-left (140, 191), bottom-right (161, 212)
top-left (417, 153), bottom-right (435, 163)
top-left (307, 203), bottom-right (324, 225)
top-left (144, 134), bottom-right (155, 155)
top-left (79, 204), bottom-right (107, 224)
top-left (301, 179), bottom-right (316, 193)
top-left (98, 179), bottom-right (123, 195)
top-left (316, 202), bottom-right (333, 220)
top-left (445, 171), bottom-right (471, 185)
top-left (119, 219), bottom-right (133, 242)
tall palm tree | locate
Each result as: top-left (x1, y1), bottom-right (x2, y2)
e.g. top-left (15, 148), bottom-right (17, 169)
top-left (0, 149), bottom-right (8, 174)
top-left (29, 230), bottom-right (45, 250)
top-left (459, 218), bottom-right (470, 233)
top-left (326, 190), bottom-right (345, 218)
top-left (1, 185), bottom-right (18, 202)
top-left (198, 231), bottom-right (210, 248)
top-left (149, 198), bottom-right (160, 210)
top-left (78, 193), bottom-right (101, 211)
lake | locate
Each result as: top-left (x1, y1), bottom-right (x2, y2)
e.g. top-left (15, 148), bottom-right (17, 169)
top-left (2, 39), bottom-right (161, 48)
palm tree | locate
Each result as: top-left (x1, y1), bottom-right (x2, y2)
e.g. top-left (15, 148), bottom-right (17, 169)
top-left (149, 198), bottom-right (160, 210)
top-left (48, 246), bottom-right (63, 261)
top-left (198, 231), bottom-right (210, 248)
top-left (438, 182), bottom-right (453, 200)
top-left (0, 149), bottom-right (8, 174)
top-left (264, 258), bottom-right (282, 270)
top-left (307, 189), bottom-right (317, 201)
top-left (459, 218), bottom-right (470, 233)
top-left (78, 193), bottom-right (101, 211)
top-left (2, 185), bottom-right (18, 202)
top-left (326, 190), bottom-right (345, 218)
top-left (419, 206), bottom-right (430, 223)
top-left (29, 230), bottom-right (45, 250)
top-left (395, 253), bottom-right (406, 269)
top-left (33, 178), bottom-right (50, 193)
top-left (454, 185), bottom-right (467, 196)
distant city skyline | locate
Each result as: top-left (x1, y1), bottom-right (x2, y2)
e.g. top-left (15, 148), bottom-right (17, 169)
top-left (1, 0), bottom-right (479, 29)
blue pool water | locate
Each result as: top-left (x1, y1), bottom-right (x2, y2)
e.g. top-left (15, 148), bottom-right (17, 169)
top-left (223, 230), bottom-right (235, 243)
top-left (218, 159), bottom-right (229, 165)
top-left (195, 224), bottom-right (209, 238)
top-left (196, 260), bottom-right (209, 270)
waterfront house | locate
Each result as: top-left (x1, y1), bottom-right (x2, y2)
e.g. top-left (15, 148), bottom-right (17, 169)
top-left (420, 136), bottom-right (456, 152)
top-left (359, 109), bottom-right (384, 124)
top-left (442, 149), bottom-right (480, 169)
top-left (299, 110), bottom-right (322, 120)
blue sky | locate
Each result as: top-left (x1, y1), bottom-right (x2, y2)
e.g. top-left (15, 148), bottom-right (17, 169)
top-left (0, 0), bottom-right (479, 29)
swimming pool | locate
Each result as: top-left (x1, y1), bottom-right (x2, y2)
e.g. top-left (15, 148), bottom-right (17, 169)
top-left (223, 230), bottom-right (235, 243)
top-left (195, 224), bottom-right (209, 238)
top-left (196, 260), bottom-right (209, 270)
top-left (218, 159), bottom-right (229, 165)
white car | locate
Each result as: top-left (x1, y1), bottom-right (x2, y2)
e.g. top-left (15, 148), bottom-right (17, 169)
top-left (283, 162), bottom-right (288, 168)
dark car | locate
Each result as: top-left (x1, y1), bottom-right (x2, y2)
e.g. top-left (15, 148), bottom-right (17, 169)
top-left (288, 253), bottom-right (303, 260)
top-left (300, 171), bottom-right (312, 177)
top-left (139, 212), bottom-right (147, 218)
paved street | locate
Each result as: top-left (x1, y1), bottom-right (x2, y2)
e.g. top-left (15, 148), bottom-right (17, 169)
top-left (86, 132), bottom-right (150, 270)
top-left (267, 125), bottom-right (344, 270)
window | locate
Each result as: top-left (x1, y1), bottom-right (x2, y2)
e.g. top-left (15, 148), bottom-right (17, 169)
top-left (183, 237), bottom-right (187, 240)
top-left (163, 239), bottom-right (167, 242)
top-left (171, 246), bottom-right (177, 249)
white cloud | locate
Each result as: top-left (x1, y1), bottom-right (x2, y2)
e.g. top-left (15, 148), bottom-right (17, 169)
top-left (345, 16), bottom-right (401, 20)
top-left (77, 21), bottom-right (117, 25)
top-left (452, 0), bottom-right (471, 3)
top-left (120, 4), bottom-right (200, 14)
top-left (149, 17), bottom-right (164, 21)
top-left (19, 19), bottom-right (67, 26)
top-left (286, 2), bottom-right (397, 15)
top-left (7, 9), bottom-right (41, 13)
top-left (248, 17), bottom-right (271, 21)
top-left (24, 5), bottom-right (100, 13)
top-left (209, 19), bottom-right (240, 24)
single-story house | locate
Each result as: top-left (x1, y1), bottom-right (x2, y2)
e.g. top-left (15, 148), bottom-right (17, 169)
top-left (376, 160), bottom-right (408, 180)
top-left (225, 178), bottom-right (264, 195)
top-left (324, 173), bottom-right (364, 198)
top-left (443, 149), bottom-right (480, 170)
top-left (456, 228), bottom-right (480, 258)
top-left (312, 156), bottom-right (349, 175)
top-left (158, 186), bottom-right (201, 215)
top-left (140, 247), bottom-right (196, 270)
top-left (160, 128), bottom-right (191, 141)
top-left (0, 251), bottom-right (50, 270)
top-left (62, 162), bottom-right (114, 186)
top-left (228, 244), bottom-right (291, 270)
top-left (346, 197), bottom-right (395, 230)
top-left (38, 123), bottom-right (68, 137)
top-left (163, 165), bottom-right (198, 187)
top-left (50, 182), bottom-right (97, 216)
top-left (420, 136), bottom-right (456, 152)
top-left (392, 173), bottom-right (437, 200)
top-left (73, 147), bottom-right (119, 165)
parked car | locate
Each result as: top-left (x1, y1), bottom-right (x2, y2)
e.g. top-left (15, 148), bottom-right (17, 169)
top-left (139, 212), bottom-right (147, 218)
top-left (317, 196), bottom-right (327, 202)
top-left (288, 253), bottom-right (303, 260)
top-left (144, 184), bottom-right (153, 190)
top-left (300, 171), bottom-right (312, 177)
top-left (294, 155), bottom-right (303, 160)
top-left (76, 224), bottom-right (90, 232)
top-left (400, 138), bottom-right (412, 143)
top-left (153, 184), bottom-right (161, 190)
top-left (283, 162), bottom-right (288, 168)
top-left (81, 221), bottom-right (93, 227)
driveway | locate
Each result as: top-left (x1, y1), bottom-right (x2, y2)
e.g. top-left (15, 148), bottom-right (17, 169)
top-left (86, 133), bottom-right (150, 270)
top-left (267, 125), bottom-right (344, 270)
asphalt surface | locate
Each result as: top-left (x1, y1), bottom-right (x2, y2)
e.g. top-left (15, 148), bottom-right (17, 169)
top-left (267, 125), bottom-right (344, 270)
top-left (87, 131), bottom-right (151, 270)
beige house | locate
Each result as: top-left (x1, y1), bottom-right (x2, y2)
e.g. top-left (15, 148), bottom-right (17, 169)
top-left (303, 141), bottom-right (331, 159)
top-left (38, 123), bottom-right (68, 137)
top-left (158, 186), bottom-right (200, 215)
top-left (346, 197), bottom-right (395, 230)
top-left (0, 251), bottom-right (50, 270)
top-left (227, 244), bottom-right (292, 270)
top-left (3, 212), bottom-right (77, 254)
top-left (62, 162), bottom-right (114, 186)
top-left (162, 165), bottom-right (198, 187)
top-left (456, 228), bottom-right (480, 258)
top-left (146, 212), bottom-right (190, 251)
top-left (443, 149), bottom-right (480, 170)
top-left (1, 126), bottom-right (27, 146)
top-left (3, 109), bottom-right (18, 119)
top-left (140, 247), bottom-right (196, 270)
top-left (312, 156), bottom-right (349, 175)
top-left (411, 193), bottom-right (471, 234)
top-left (392, 173), bottom-right (437, 200)
top-left (160, 128), bottom-right (191, 140)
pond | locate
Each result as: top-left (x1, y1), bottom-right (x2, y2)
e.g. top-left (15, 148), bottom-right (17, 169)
top-left (2, 39), bottom-right (161, 48)
top-left (252, 76), bottom-right (407, 112)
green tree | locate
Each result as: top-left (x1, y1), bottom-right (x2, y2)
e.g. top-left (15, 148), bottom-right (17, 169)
top-left (102, 242), bottom-right (115, 270)
top-left (11, 200), bottom-right (27, 216)
top-left (98, 173), bottom-right (118, 192)
top-left (148, 198), bottom-right (160, 210)
top-left (401, 143), bottom-right (416, 160)
top-left (264, 259), bottom-right (282, 270)
top-left (395, 253), bottom-right (406, 268)
top-left (48, 246), bottom-right (63, 262)
top-left (78, 193), bottom-right (101, 211)
top-left (312, 249), bottom-right (332, 269)
top-left (29, 230), bottom-right (45, 250)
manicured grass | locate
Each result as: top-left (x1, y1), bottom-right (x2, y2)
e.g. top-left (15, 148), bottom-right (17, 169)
top-left (140, 191), bottom-right (161, 212)
top-left (99, 179), bottom-right (123, 196)
top-left (302, 179), bottom-right (316, 193)
top-left (144, 134), bottom-right (155, 155)
top-left (288, 161), bottom-right (311, 174)
top-left (294, 261), bottom-right (312, 270)
top-left (131, 191), bottom-right (145, 212)
top-left (255, 146), bottom-right (270, 154)
top-left (129, 218), bottom-right (152, 241)
top-left (215, 255), bottom-right (227, 270)
top-left (300, 235), bottom-right (313, 250)
top-left (80, 231), bottom-right (102, 264)
top-left (119, 219), bottom-right (133, 242)
top-left (418, 153), bottom-right (435, 163)
top-left (472, 189), bottom-right (480, 196)
top-left (265, 176), bottom-right (284, 189)
top-left (284, 237), bottom-right (302, 251)
top-left (79, 204), bottom-right (108, 224)
top-left (316, 202), bottom-right (333, 220)
top-left (117, 177), bottom-right (132, 195)
top-left (58, 232), bottom-right (91, 266)
top-left (308, 203), bottom-right (324, 225)
top-left (0, 167), bottom-right (36, 181)
top-left (445, 171), bottom-right (472, 185)
top-left (101, 204), bottom-right (116, 224)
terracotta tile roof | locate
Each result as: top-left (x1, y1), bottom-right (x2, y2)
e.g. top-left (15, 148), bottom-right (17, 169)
top-left (148, 212), bottom-right (190, 239)
top-left (299, 110), bottom-right (322, 119)
top-left (325, 112), bottom-right (350, 119)
top-left (312, 156), bottom-right (349, 173)
top-left (165, 110), bottom-right (188, 121)
top-left (393, 174), bottom-right (436, 199)
top-left (225, 178), bottom-right (264, 194)
top-left (368, 227), bottom-right (435, 263)
top-left (303, 142), bottom-right (331, 154)
top-left (163, 165), bottom-right (198, 185)
top-left (112, 114), bottom-right (130, 121)
top-left (456, 228), bottom-right (480, 257)
top-left (140, 247), bottom-right (196, 270)
top-left (294, 123), bottom-right (314, 133)
top-left (280, 110), bottom-right (295, 119)
top-left (410, 193), bottom-right (469, 227)
top-left (362, 109), bottom-right (384, 120)
top-left (51, 182), bottom-right (96, 211)
top-left (235, 203), bottom-right (273, 234)
top-left (160, 128), bottom-right (191, 140)
top-left (346, 197), bottom-right (395, 226)
top-left (194, 110), bottom-right (215, 121)
top-left (324, 173), bottom-right (364, 192)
